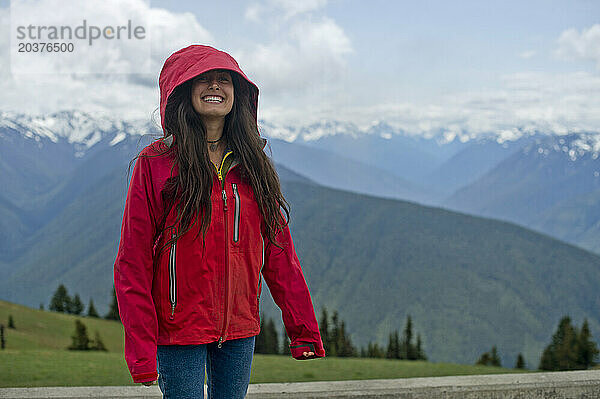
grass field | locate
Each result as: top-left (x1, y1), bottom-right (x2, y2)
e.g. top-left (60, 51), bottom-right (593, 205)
top-left (0, 300), bottom-right (531, 388)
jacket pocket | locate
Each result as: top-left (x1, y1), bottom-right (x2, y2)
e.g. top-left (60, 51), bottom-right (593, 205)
top-left (168, 227), bottom-right (177, 318)
top-left (232, 183), bottom-right (240, 243)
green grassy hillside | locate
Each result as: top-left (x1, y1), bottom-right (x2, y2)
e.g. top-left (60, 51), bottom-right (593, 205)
top-left (4, 137), bottom-right (600, 370)
top-left (279, 180), bottom-right (600, 368)
top-left (0, 300), bottom-right (528, 388)
top-left (0, 300), bottom-right (124, 352)
top-left (3, 167), bottom-right (600, 370)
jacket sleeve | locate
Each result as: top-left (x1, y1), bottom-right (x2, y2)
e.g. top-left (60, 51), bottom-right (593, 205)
top-left (261, 212), bottom-right (326, 360)
top-left (113, 154), bottom-right (159, 383)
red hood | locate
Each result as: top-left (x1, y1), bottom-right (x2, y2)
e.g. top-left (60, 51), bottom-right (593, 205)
top-left (158, 45), bottom-right (259, 134)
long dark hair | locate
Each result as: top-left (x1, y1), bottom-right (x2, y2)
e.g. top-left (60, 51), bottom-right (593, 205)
top-left (133, 71), bottom-right (289, 254)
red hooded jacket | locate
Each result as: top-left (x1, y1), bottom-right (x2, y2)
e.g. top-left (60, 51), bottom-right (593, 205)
top-left (113, 45), bottom-right (325, 383)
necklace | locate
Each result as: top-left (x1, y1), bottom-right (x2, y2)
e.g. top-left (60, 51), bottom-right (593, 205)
top-left (207, 135), bottom-right (223, 152)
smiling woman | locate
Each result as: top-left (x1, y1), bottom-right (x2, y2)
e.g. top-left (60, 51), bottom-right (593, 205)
top-left (190, 69), bottom-right (236, 156)
top-left (113, 44), bottom-right (325, 398)
top-left (191, 69), bottom-right (235, 121)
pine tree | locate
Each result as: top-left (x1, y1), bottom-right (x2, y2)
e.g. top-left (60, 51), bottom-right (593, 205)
top-left (336, 319), bottom-right (346, 356)
top-left (254, 315), bottom-right (280, 354)
top-left (329, 311), bottom-right (339, 357)
top-left (69, 294), bottom-right (84, 315)
top-left (8, 315), bottom-right (15, 329)
top-left (281, 329), bottom-right (291, 355)
top-left (337, 320), bottom-right (356, 357)
top-left (476, 351), bottom-right (492, 366)
top-left (105, 285), bottom-right (120, 321)
top-left (386, 332), bottom-right (394, 358)
top-left (39, 303), bottom-right (44, 311)
top-left (416, 334), bottom-right (427, 360)
top-left (556, 318), bottom-right (579, 370)
top-left (366, 341), bottom-right (385, 358)
top-left (265, 317), bottom-right (279, 354)
top-left (386, 329), bottom-right (400, 359)
top-left (402, 315), bottom-right (417, 360)
top-left (64, 294), bottom-right (73, 314)
top-left (515, 353), bottom-right (526, 369)
top-left (577, 319), bottom-right (599, 369)
top-left (314, 309), bottom-right (357, 357)
top-left (476, 346), bottom-right (501, 367)
top-left (319, 307), bottom-right (330, 354)
top-left (490, 346), bottom-right (501, 367)
top-left (539, 345), bottom-right (555, 371)
top-left (68, 320), bottom-right (90, 350)
top-left (539, 316), bottom-right (580, 371)
top-left (394, 329), bottom-right (400, 359)
top-left (254, 313), bottom-right (267, 354)
top-left (87, 299), bottom-right (99, 318)
top-left (365, 342), bottom-right (372, 357)
top-left (90, 330), bottom-right (108, 351)
top-left (49, 284), bottom-right (70, 313)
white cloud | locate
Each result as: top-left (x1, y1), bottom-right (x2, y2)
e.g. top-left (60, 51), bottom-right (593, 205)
top-left (2, 2), bottom-right (599, 140)
top-left (240, 0), bottom-right (350, 98)
top-left (148, 8), bottom-right (215, 71)
top-left (349, 71), bottom-right (600, 135)
top-left (519, 50), bottom-right (536, 59)
top-left (258, 70), bottom-right (600, 137)
top-left (10, 0), bottom-right (153, 74)
top-left (244, 3), bottom-right (264, 22)
top-left (236, 16), bottom-right (353, 97)
top-left (255, 25), bottom-right (600, 135)
top-left (245, 0), bottom-right (329, 21)
top-left (269, 0), bottom-right (329, 19)
top-left (0, 7), bottom-right (9, 79)
top-left (555, 24), bottom-right (600, 69)
top-left (290, 17), bottom-right (352, 64)
top-left (1, 0), bottom-right (353, 129)
top-left (0, 1), bottom-right (214, 121)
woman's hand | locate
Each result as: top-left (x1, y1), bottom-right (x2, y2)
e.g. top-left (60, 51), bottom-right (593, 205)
top-left (303, 351), bottom-right (315, 358)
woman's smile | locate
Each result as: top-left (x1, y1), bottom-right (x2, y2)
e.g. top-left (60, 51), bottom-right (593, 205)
top-left (202, 95), bottom-right (224, 104)
top-left (191, 69), bottom-right (234, 119)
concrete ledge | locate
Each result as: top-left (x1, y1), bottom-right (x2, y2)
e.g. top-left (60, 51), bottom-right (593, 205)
top-left (1, 370), bottom-right (600, 398)
top-left (247, 370), bottom-right (600, 398)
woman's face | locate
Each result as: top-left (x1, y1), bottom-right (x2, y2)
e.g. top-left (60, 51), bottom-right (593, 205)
top-left (191, 69), bottom-right (234, 120)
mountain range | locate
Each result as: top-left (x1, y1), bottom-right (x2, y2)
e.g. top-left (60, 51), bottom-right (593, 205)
top-left (260, 120), bottom-right (600, 255)
top-left (1, 110), bottom-right (600, 369)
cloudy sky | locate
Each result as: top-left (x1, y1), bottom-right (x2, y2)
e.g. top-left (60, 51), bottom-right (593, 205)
top-left (1, 0), bottom-right (599, 137)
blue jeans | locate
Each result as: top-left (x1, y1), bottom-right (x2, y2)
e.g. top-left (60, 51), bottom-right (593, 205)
top-left (157, 335), bottom-right (256, 399)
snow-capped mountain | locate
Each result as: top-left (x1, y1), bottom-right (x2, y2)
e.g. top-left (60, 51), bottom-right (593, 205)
top-left (4, 109), bottom-right (600, 257)
top-left (260, 119), bottom-right (471, 184)
top-left (258, 118), bottom-right (363, 142)
top-left (5, 109), bottom-right (599, 155)
top-left (523, 133), bottom-right (600, 162)
top-left (424, 134), bottom-right (540, 196)
top-left (0, 109), bottom-right (159, 158)
top-left (443, 132), bottom-right (600, 253)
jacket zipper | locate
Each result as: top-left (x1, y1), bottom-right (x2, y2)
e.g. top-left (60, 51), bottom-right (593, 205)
top-left (215, 151), bottom-right (234, 349)
top-left (168, 228), bottom-right (177, 320)
top-left (232, 183), bottom-right (240, 242)
top-left (218, 187), bottom-right (229, 348)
